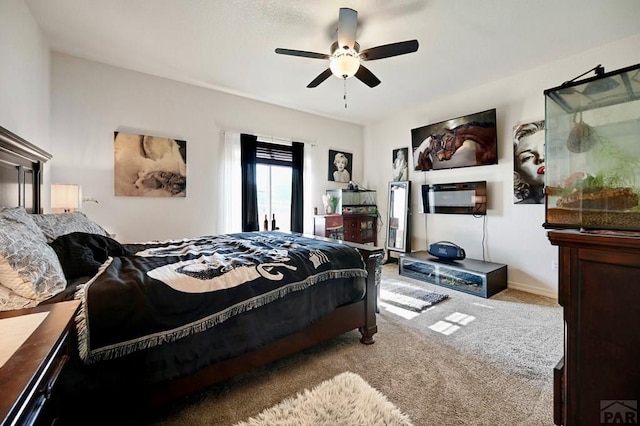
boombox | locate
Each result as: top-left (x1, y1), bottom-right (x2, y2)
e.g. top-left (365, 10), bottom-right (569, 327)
top-left (428, 241), bottom-right (466, 261)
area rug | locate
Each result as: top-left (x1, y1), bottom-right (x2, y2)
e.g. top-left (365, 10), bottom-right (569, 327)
top-left (233, 372), bottom-right (413, 426)
top-left (380, 276), bottom-right (448, 312)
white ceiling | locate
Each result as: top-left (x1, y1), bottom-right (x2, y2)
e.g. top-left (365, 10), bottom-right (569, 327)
top-left (25, 0), bottom-right (640, 125)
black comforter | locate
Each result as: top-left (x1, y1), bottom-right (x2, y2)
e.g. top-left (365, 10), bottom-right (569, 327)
top-left (49, 231), bottom-right (367, 366)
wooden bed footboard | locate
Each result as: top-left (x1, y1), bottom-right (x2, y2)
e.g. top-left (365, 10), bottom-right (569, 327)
top-left (356, 244), bottom-right (382, 344)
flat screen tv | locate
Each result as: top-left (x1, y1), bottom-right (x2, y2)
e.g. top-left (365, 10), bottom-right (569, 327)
top-left (411, 108), bottom-right (497, 171)
top-left (421, 181), bottom-right (487, 215)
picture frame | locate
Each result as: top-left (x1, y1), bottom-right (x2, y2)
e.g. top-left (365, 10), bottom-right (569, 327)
top-left (392, 147), bottom-right (409, 181)
top-left (328, 149), bottom-right (353, 183)
top-left (114, 131), bottom-right (187, 197)
top-left (513, 120), bottom-right (545, 204)
top-left (411, 108), bottom-right (498, 171)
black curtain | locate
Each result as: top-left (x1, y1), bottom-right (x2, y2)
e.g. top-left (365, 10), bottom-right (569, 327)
top-left (240, 134), bottom-right (259, 232)
top-left (290, 142), bottom-right (304, 233)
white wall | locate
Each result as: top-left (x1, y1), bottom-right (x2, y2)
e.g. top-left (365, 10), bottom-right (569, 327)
top-left (0, 0), bottom-right (51, 201)
top-left (50, 53), bottom-right (363, 242)
top-left (364, 34), bottom-right (640, 298)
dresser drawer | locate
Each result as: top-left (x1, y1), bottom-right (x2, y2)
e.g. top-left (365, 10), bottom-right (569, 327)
top-left (21, 345), bottom-right (70, 426)
top-left (0, 301), bottom-right (79, 426)
top-left (5, 334), bottom-right (70, 426)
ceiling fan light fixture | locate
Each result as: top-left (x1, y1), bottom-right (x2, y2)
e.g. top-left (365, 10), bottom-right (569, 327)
top-left (329, 48), bottom-right (360, 79)
top-left (275, 8), bottom-right (418, 89)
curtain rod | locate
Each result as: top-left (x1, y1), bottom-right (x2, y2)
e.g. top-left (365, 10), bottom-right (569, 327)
top-left (222, 130), bottom-right (317, 147)
top-left (256, 134), bottom-right (292, 144)
top-left (256, 133), bottom-right (318, 147)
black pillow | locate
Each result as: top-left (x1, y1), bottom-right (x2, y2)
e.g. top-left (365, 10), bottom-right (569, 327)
top-left (50, 232), bottom-right (132, 280)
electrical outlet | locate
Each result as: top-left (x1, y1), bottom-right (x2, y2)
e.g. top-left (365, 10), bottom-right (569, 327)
top-left (551, 260), bottom-right (559, 271)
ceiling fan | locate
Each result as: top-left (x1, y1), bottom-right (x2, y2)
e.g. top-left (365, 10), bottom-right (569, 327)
top-left (275, 8), bottom-right (419, 88)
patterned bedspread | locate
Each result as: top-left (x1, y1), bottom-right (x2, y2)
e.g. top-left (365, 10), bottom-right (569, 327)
top-left (68, 231), bottom-right (366, 363)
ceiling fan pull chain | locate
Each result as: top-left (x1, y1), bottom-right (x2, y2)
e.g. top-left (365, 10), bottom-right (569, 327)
top-left (344, 78), bottom-right (348, 109)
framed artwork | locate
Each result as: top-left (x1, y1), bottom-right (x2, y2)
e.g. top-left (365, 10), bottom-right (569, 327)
top-left (328, 149), bottom-right (353, 183)
top-left (114, 131), bottom-right (187, 197)
top-left (411, 108), bottom-right (498, 171)
top-left (513, 120), bottom-right (545, 204)
top-left (392, 147), bottom-right (409, 181)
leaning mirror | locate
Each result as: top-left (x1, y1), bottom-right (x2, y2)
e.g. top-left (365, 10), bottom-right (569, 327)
top-left (386, 181), bottom-right (411, 255)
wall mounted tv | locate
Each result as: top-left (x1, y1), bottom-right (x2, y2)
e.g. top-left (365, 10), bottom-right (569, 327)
top-left (421, 181), bottom-right (487, 215)
top-left (411, 108), bottom-right (498, 171)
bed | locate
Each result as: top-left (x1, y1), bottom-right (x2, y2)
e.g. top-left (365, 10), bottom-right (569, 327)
top-left (0, 125), bottom-right (382, 423)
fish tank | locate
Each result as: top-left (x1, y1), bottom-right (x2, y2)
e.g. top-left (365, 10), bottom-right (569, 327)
top-left (543, 62), bottom-right (640, 231)
top-left (326, 189), bottom-right (377, 215)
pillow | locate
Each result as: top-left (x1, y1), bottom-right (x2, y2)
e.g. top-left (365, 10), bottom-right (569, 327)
top-left (32, 211), bottom-right (110, 243)
top-left (0, 284), bottom-right (39, 312)
top-left (0, 207), bottom-right (67, 311)
top-left (0, 207), bottom-right (46, 239)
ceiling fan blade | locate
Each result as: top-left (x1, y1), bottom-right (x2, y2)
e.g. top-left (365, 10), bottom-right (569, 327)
top-left (275, 48), bottom-right (330, 60)
top-left (307, 68), bottom-right (333, 88)
top-left (360, 40), bottom-right (419, 61)
top-left (355, 65), bottom-right (381, 88)
top-left (337, 8), bottom-right (358, 49)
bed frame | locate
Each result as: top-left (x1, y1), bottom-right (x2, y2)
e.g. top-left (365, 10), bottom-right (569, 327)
top-left (0, 124), bottom-right (382, 412)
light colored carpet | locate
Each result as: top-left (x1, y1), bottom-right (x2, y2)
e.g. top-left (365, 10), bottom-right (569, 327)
top-left (233, 372), bottom-right (413, 426)
top-left (150, 264), bottom-right (563, 425)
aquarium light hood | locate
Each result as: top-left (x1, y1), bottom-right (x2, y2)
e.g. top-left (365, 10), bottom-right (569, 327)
top-left (544, 63), bottom-right (640, 114)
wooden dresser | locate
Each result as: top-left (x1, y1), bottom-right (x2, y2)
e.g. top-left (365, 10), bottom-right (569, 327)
top-left (343, 214), bottom-right (377, 245)
top-left (0, 300), bottom-right (80, 426)
top-left (548, 230), bottom-right (640, 426)
top-left (314, 214), bottom-right (377, 245)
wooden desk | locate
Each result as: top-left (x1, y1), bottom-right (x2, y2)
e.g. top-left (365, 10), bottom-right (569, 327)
top-left (0, 300), bottom-right (80, 426)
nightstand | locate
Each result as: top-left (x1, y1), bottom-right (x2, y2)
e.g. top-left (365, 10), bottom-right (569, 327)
top-left (0, 300), bottom-right (80, 426)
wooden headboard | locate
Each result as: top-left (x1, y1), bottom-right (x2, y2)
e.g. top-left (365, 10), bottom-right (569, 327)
top-left (0, 125), bottom-right (51, 213)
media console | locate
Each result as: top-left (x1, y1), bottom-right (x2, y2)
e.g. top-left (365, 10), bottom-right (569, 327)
top-left (399, 251), bottom-right (507, 298)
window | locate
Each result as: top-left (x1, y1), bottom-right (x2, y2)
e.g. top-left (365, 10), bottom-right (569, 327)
top-left (256, 142), bottom-right (292, 231)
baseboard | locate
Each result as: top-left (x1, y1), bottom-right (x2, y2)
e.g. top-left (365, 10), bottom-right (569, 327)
top-left (508, 281), bottom-right (558, 300)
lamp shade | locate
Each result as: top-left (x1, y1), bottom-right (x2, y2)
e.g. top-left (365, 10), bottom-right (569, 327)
top-left (330, 49), bottom-right (360, 79)
top-left (51, 184), bottom-right (80, 211)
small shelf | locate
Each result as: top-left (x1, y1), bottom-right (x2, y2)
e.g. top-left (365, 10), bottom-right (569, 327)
top-left (399, 251), bottom-right (507, 298)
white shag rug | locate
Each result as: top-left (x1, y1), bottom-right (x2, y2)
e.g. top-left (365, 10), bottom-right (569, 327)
top-left (234, 372), bottom-right (413, 426)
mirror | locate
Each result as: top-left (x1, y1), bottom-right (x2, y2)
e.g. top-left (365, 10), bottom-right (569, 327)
top-left (386, 181), bottom-right (411, 254)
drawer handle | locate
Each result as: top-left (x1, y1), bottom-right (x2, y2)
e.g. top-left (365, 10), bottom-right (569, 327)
top-left (38, 355), bottom-right (69, 400)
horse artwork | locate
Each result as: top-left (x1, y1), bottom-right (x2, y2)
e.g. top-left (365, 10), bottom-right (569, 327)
top-left (411, 109), bottom-right (498, 171)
